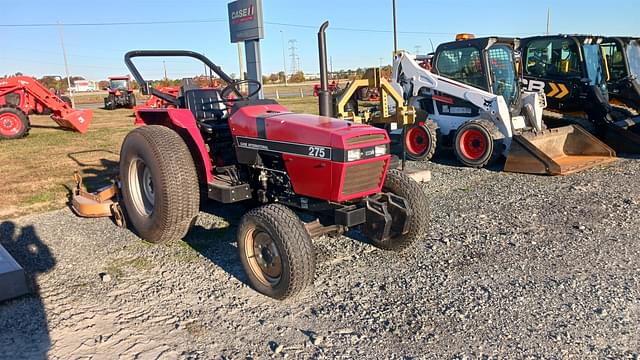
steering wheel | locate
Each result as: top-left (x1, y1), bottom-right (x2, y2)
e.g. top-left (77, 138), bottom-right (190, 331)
top-left (221, 79), bottom-right (262, 105)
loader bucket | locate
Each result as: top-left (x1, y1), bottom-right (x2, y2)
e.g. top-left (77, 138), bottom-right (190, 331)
top-left (504, 125), bottom-right (616, 175)
top-left (52, 109), bottom-right (93, 134)
top-left (602, 116), bottom-right (640, 154)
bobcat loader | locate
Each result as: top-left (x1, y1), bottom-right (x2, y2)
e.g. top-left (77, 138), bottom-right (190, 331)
top-left (390, 38), bottom-right (615, 175)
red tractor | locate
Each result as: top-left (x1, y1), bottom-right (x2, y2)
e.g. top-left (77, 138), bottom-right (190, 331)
top-left (0, 76), bottom-right (92, 139)
top-left (116, 50), bottom-right (428, 299)
top-left (104, 76), bottom-right (136, 110)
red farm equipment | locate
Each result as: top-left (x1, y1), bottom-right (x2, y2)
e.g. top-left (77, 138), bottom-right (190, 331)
top-left (104, 75), bottom-right (136, 110)
top-left (72, 49), bottom-right (429, 300)
top-left (134, 86), bottom-right (179, 111)
top-left (0, 76), bottom-right (93, 139)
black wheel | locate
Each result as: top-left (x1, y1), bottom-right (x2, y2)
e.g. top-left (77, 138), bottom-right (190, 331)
top-left (237, 204), bottom-right (315, 300)
top-left (104, 95), bottom-right (115, 110)
top-left (368, 169), bottom-right (429, 251)
top-left (128, 93), bottom-right (136, 109)
top-left (60, 95), bottom-right (72, 108)
top-left (403, 121), bottom-right (437, 161)
top-left (453, 120), bottom-right (501, 168)
top-left (120, 125), bottom-right (200, 243)
top-left (0, 106), bottom-right (30, 140)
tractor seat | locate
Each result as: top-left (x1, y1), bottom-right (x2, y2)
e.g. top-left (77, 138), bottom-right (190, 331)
top-left (184, 88), bottom-right (228, 123)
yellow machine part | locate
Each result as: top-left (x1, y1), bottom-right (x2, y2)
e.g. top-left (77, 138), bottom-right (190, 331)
top-left (334, 68), bottom-right (415, 127)
top-left (504, 125), bottom-right (617, 175)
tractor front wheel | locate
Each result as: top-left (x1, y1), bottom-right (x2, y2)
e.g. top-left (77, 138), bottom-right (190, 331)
top-left (403, 121), bottom-right (437, 161)
top-left (237, 204), bottom-right (315, 299)
top-left (0, 107), bottom-right (29, 140)
top-left (128, 93), bottom-right (137, 109)
top-left (120, 125), bottom-right (200, 243)
top-left (368, 169), bottom-right (429, 251)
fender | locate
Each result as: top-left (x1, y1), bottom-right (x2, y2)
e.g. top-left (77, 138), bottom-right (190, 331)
top-left (135, 108), bottom-right (214, 183)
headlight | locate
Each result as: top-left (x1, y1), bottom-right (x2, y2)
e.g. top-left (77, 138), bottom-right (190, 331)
top-left (374, 144), bottom-right (388, 156)
top-left (347, 149), bottom-right (362, 162)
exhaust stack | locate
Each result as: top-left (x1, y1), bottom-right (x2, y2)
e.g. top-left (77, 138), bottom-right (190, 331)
top-left (317, 21), bottom-right (332, 117)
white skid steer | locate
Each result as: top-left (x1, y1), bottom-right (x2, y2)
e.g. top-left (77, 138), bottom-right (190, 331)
top-left (391, 49), bottom-right (616, 175)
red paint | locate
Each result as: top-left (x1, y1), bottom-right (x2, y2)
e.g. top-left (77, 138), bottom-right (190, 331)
top-left (405, 125), bottom-right (429, 156)
top-left (459, 128), bottom-right (488, 160)
top-left (0, 111), bottom-right (23, 137)
top-left (432, 94), bottom-right (454, 104)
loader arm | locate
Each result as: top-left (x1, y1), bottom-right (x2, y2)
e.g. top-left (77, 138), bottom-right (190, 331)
top-left (391, 51), bottom-right (515, 142)
top-left (0, 76), bottom-right (92, 133)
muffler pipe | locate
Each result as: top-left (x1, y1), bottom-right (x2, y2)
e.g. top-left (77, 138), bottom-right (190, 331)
top-left (317, 21), bottom-right (332, 117)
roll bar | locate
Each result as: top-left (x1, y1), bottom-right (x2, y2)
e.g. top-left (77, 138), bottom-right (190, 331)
top-left (124, 50), bottom-right (237, 106)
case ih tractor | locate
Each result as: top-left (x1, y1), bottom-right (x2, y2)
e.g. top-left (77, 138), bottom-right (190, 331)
top-left (112, 50), bottom-right (428, 299)
top-left (104, 76), bottom-right (136, 110)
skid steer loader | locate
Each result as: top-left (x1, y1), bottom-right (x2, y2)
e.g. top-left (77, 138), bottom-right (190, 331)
top-left (520, 35), bottom-right (640, 153)
top-left (390, 35), bottom-right (615, 175)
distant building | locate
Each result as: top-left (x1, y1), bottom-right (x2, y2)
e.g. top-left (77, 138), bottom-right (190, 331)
top-left (72, 80), bottom-right (96, 92)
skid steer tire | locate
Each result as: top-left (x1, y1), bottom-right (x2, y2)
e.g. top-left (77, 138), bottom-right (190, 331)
top-left (0, 106), bottom-right (30, 140)
top-left (237, 204), bottom-right (315, 300)
top-left (454, 120), bottom-right (502, 168)
top-left (120, 125), bottom-right (200, 243)
top-left (404, 120), bottom-right (437, 161)
top-left (367, 169), bottom-right (429, 251)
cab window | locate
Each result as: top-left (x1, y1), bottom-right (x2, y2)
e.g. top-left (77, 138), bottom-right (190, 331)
top-left (435, 47), bottom-right (487, 90)
top-left (601, 41), bottom-right (627, 81)
top-left (525, 39), bottom-right (582, 78)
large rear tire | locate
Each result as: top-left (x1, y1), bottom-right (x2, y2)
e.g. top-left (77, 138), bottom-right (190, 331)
top-left (368, 169), bottom-right (429, 251)
top-left (120, 125), bottom-right (200, 243)
top-left (454, 120), bottom-right (501, 168)
top-left (128, 93), bottom-right (137, 109)
top-left (237, 204), bottom-right (315, 300)
top-left (0, 106), bottom-right (30, 140)
top-left (403, 121), bottom-right (437, 161)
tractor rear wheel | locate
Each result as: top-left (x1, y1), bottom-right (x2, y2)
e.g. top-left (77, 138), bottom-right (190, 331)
top-left (403, 121), bottom-right (437, 161)
top-left (120, 125), bottom-right (200, 243)
top-left (237, 204), bottom-right (315, 299)
top-left (369, 169), bottom-right (429, 251)
top-left (128, 93), bottom-right (136, 109)
top-left (0, 106), bottom-right (29, 140)
top-left (454, 120), bottom-right (501, 168)
top-left (104, 95), bottom-right (115, 110)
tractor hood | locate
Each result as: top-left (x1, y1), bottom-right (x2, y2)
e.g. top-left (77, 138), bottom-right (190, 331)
top-left (229, 104), bottom-right (390, 149)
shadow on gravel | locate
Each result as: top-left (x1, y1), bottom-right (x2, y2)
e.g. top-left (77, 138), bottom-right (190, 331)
top-left (183, 203), bottom-right (249, 286)
top-left (0, 221), bottom-right (55, 359)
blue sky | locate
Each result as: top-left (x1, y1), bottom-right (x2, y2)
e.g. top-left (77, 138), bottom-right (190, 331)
top-left (1, 0), bottom-right (638, 81)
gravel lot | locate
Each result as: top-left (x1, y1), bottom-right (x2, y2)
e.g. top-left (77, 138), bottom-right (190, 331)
top-left (0, 155), bottom-right (639, 359)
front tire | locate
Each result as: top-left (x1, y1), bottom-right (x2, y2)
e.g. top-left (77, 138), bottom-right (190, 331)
top-left (0, 106), bottom-right (30, 140)
top-left (403, 121), bottom-right (437, 161)
top-left (368, 169), bottom-right (429, 251)
top-left (120, 125), bottom-right (200, 243)
top-left (453, 120), bottom-right (501, 168)
top-left (237, 204), bottom-right (315, 300)
top-left (128, 93), bottom-right (137, 109)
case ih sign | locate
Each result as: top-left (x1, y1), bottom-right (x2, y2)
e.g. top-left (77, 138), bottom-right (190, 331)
top-left (228, 0), bottom-right (264, 43)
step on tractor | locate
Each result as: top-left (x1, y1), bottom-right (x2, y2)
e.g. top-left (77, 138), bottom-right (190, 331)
top-left (104, 76), bottom-right (136, 110)
top-left (390, 35), bottom-right (615, 175)
top-left (601, 37), bottom-right (640, 113)
top-left (74, 49), bottom-right (429, 300)
top-left (0, 76), bottom-right (93, 139)
top-left (520, 35), bottom-right (640, 153)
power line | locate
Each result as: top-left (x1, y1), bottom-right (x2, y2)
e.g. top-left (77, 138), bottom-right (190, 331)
top-left (0, 19), bottom-right (225, 27)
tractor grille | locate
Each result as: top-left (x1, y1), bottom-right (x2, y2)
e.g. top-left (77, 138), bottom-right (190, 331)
top-left (346, 134), bottom-right (385, 145)
top-left (342, 160), bottom-right (386, 196)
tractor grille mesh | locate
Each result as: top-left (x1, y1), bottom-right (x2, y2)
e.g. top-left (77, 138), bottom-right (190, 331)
top-left (342, 160), bottom-right (385, 196)
top-left (346, 134), bottom-right (385, 145)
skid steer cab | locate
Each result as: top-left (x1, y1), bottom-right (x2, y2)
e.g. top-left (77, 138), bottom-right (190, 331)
top-left (104, 76), bottom-right (136, 110)
top-left (81, 50), bottom-right (429, 300)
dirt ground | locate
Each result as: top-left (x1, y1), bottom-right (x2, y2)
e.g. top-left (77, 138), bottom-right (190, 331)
top-left (0, 155), bottom-right (639, 359)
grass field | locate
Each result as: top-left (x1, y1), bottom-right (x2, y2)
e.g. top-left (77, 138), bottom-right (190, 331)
top-left (0, 97), bottom-right (320, 219)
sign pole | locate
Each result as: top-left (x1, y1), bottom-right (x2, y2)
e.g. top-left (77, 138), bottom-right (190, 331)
top-left (228, 0), bottom-right (264, 100)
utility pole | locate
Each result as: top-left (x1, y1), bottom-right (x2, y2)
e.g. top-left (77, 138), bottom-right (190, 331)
top-left (546, 8), bottom-right (551, 35)
top-left (57, 22), bottom-right (74, 107)
top-left (280, 30), bottom-right (288, 86)
top-left (237, 43), bottom-right (245, 82)
top-left (414, 45), bottom-right (422, 55)
top-left (163, 61), bottom-right (168, 80)
top-left (392, 0), bottom-right (398, 53)
top-left (330, 56), bottom-right (333, 80)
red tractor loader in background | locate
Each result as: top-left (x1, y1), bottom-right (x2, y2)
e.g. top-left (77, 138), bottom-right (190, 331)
top-left (104, 75), bottom-right (136, 110)
top-left (73, 48), bottom-right (430, 300)
top-left (0, 76), bottom-right (93, 139)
